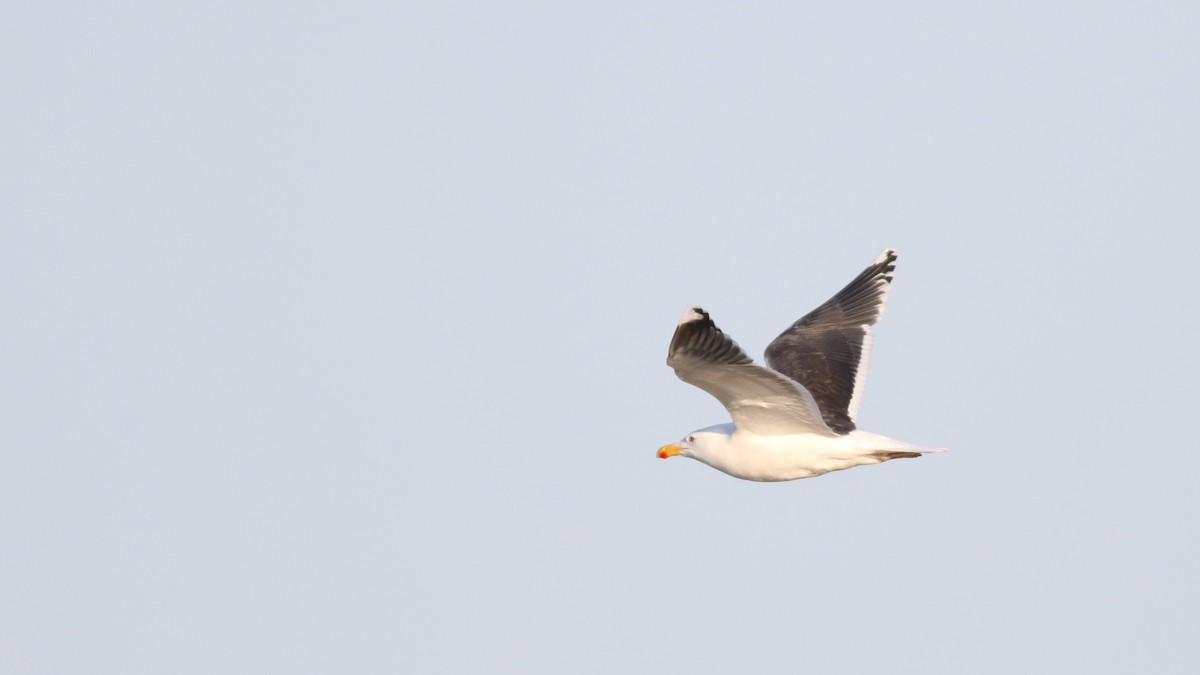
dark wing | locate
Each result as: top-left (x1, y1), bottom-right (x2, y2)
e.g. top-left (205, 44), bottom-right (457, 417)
top-left (667, 307), bottom-right (834, 436)
top-left (764, 249), bottom-right (897, 434)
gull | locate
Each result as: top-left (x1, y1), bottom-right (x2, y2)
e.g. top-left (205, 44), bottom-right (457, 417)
top-left (657, 249), bottom-right (945, 481)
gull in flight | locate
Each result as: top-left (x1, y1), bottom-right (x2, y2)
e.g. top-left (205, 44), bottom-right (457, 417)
top-left (657, 249), bottom-right (945, 481)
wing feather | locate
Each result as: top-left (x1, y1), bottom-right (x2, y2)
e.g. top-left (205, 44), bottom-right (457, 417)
top-left (667, 307), bottom-right (835, 436)
top-left (764, 248), bottom-right (897, 434)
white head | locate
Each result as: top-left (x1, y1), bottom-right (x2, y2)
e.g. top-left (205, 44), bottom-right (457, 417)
top-left (656, 424), bottom-right (735, 462)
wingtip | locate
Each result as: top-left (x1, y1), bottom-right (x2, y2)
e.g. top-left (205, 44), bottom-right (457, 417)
top-left (678, 306), bottom-right (708, 325)
top-left (873, 248), bottom-right (898, 283)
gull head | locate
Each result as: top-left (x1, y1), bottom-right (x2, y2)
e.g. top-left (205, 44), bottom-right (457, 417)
top-left (657, 424), bottom-right (735, 460)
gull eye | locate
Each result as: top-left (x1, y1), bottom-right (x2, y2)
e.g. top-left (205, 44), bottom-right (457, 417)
top-left (687, 436), bottom-right (694, 443)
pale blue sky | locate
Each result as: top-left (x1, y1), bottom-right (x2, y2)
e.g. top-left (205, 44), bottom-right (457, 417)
top-left (3, 2), bottom-right (1198, 673)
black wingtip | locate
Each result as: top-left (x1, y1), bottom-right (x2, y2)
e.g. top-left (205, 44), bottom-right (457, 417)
top-left (876, 249), bottom-right (898, 280)
top-left (667, 306), bottom-right (751, 366)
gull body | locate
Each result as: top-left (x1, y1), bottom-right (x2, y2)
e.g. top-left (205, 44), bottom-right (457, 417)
top-left (658, 250), bottom-right (944, 482)
top-left (666, 425), bottom-right (936, 482)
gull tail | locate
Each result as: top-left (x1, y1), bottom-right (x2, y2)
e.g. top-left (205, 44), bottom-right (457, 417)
top-left (872, 443), bottom-right (949, 461)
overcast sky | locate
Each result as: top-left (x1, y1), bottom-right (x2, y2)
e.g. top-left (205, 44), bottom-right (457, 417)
top-left (3, 2), bottom-right (1198, 673)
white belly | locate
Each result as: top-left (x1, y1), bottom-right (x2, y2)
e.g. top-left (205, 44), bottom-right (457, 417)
top-left (694, 430), bottom-right (928, 482)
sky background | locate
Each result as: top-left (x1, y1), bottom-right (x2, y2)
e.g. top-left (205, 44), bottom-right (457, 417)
top-left (3, 2), bottom-right (1199, 673)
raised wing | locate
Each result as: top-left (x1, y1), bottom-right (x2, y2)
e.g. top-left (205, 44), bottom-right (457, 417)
top-left (667, 307), bottom-right (835, 436)
top-left (764, 248), bottom-right (897, 434)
